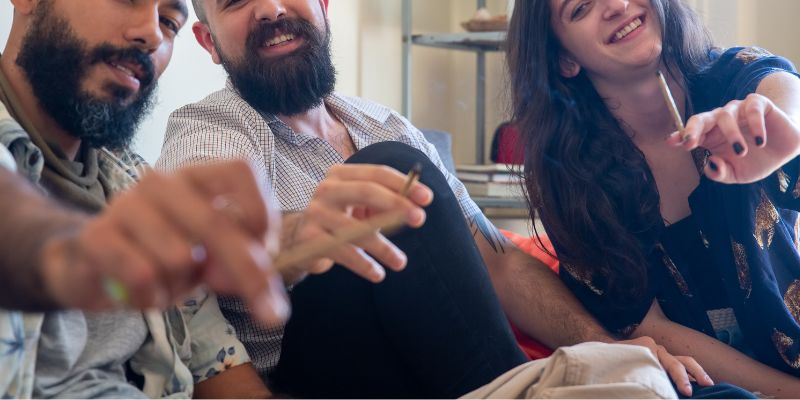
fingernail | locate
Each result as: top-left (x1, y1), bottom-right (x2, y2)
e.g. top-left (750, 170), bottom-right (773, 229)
top-left (708, 161), bottom-right (718, 171)
top-left (755, 136), bottom-right (764, 146)
top-left (733, 142), bottom-right (744, 155)
top-left (372, 263), bottom-right (386, 281)
top-left (704, 375), bottom-right (714, 385)
top-left (408, 208), bottom-right (425, 224)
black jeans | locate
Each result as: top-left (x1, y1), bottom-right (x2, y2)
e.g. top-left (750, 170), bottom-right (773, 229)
top-left (269, 142), bottom-right (528, 398)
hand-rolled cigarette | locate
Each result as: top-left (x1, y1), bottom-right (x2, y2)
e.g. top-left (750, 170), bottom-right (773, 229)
top-left (656, 70), bottom-right (685, 132)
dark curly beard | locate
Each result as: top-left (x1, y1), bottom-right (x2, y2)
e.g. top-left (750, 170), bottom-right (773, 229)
top-left (15, 1), bottom-right (157, 151)
top-left (216, 17), bottom-right (336, 117)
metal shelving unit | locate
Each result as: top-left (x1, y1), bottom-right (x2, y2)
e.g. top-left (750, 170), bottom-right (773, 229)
top-left (401, 0), bottom-right (506, 165)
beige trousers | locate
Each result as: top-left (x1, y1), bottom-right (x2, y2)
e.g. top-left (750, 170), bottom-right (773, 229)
top-left (463, 342), bottom-right (678, 399)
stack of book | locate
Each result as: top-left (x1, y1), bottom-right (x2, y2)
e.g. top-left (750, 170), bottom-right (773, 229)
top-left (456, 164), bottom-right (524, 198)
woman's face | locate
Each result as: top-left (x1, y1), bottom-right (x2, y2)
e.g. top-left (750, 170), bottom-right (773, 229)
top-left (549, 0), bottom-right (663, 81)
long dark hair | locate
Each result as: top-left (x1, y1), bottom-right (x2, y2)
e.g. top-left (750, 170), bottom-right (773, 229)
top-left (507, 0), bottom-right (713, 300)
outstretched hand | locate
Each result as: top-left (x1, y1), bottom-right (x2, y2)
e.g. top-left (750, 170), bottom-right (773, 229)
top-left (40, 160), bottom-right (289, 325)
top-left (667, 93), bottom-right (800, 183)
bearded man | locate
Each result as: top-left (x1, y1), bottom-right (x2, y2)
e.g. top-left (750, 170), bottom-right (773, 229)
top-left (0, 0), bottom-right (279, 397)
top-left (155, 0), bottom-right (720, 398)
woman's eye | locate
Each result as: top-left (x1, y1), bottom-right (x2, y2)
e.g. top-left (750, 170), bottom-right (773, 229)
top-left (570, 2), bottom-right (590, 20)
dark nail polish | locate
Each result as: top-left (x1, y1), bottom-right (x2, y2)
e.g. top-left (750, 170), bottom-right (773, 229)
top-left (755, 137), bottom-right (764, 146)
top-left (709, 161), bottom-right (719, 171)
top-left (733, 142), bottom-right (744, 155)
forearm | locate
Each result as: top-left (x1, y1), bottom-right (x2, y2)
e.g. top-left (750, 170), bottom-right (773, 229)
top-left (193, 363), bottom-right (271, 399)
top-left (0, 169), bottom-right (86, 310)
top-left (636, 305), bottom-right (800, 397)
top-left (757, 72), bottom-right (800, 124)
top-left (470, 215), bottom-right (612, 347)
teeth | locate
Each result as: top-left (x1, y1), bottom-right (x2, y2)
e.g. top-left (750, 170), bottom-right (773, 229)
top-left (614, 18), bottom-right (642, 41)
top-left (266, 34), bottom-right (295, 47)
top-left (112, 63), bottom-right (134, 77)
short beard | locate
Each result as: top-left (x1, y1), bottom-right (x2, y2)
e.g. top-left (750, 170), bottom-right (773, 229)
top-left (216, 17), bottom-right (336, 116)
top-left (15, 2), bottom-right (157, 151)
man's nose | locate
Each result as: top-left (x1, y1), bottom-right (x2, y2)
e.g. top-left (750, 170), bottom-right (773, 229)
top-left (253, 0), bottom-right (288, 22)
top-left (124, 3), bottom-right (164, 53)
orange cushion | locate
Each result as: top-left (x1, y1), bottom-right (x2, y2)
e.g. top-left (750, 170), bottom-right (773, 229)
top-left (500, 229), bottom-right (558, 360)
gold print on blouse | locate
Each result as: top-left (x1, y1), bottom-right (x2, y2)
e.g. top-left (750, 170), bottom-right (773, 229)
top-left (795, 217), bottom-right (800, 251)
top-left (658, 245), bottom-right (691, 297)
top-left (735, 47), bottom-right (772, 64)
top-left (732, 240), bottom-right (752, 299)
top-left (772, 328), bottom-right (800, 369)
top-left (786, 281), bottom-right (800, 325)
top-left (778, 169), bottom-right (790, 193)
top-left (754, 189), bottom-right (779, 249)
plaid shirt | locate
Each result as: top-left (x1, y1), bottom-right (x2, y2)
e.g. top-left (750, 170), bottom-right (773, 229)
top-left (156, 80), bottom-right (481, 374)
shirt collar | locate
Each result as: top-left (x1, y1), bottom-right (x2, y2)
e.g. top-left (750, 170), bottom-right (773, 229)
top-left (224, 78), bottom-right (392, 141)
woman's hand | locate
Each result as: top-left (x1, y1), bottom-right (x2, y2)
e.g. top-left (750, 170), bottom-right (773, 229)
top-left (667, 93), bottom-right (800, 183)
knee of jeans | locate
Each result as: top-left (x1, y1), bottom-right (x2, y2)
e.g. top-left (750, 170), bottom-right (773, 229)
top-left (346, 142), bottom-right (451, 192)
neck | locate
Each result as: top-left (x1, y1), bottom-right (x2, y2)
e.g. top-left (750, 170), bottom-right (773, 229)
top-left (1, 44), bottom-right (82, 160)
top-left (591, 67), bottom-right (686, 146)
top-left (278, 100), bottom-right (340, 140)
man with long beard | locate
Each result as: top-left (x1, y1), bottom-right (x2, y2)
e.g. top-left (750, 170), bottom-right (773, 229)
top-left (154, 0), bottom-right (734, 398)
top-left (0, 0), bottom-right (286, 397)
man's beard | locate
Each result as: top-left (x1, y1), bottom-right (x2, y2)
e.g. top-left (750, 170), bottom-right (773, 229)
top-left (15, 2), bottom-right (157, 151)
top-left (216, 17), bottom-right (336, 116)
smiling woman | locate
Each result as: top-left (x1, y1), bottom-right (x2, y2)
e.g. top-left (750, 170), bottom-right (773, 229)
top-left (507, 0), bottom-right (800, 397)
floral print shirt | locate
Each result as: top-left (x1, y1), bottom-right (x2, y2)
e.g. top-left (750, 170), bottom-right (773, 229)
top-left (0, 92), bottom-right (249, 398)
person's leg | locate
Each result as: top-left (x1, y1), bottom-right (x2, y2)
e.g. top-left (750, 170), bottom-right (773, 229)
top-left (681, 382), bottom-right (757, 399)
top-left (270, 142), bottom-right (528, 398)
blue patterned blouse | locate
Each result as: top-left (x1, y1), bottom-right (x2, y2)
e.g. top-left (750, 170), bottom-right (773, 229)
top-left (560, 47), bottom-right (800, 377)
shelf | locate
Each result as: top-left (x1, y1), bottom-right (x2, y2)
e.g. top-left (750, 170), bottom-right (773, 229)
top-left (409, 32), bottom-right (507, 52)
top-left (472, 196), bottom-right (527, 210)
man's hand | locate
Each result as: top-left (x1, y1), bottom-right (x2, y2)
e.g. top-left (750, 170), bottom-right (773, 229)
top-left (280, 164), bottom-right (433, 284)
top-left (619, 336), bottom-right (713, 397)
top-left (39, 160), bottom-right (289, 325)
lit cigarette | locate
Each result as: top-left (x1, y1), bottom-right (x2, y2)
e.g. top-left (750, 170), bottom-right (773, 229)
top-left (656, 70), bottom-right (685, 132)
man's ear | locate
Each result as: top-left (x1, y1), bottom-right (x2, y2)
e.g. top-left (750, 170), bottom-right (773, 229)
top-left (10, 0), bottom-right (37, 15)
top-left (192, 21), bottom-right (222, 65)
top-left (559, 55), bottom-right (581, 78)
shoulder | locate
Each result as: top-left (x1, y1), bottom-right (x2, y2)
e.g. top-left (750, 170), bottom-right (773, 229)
top-left (691, 47), bottom-right (798, 111)
top-left (158, 87), bottom-right (270, 173)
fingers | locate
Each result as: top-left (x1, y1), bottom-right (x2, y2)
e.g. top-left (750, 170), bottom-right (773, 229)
top-left (315, 178), bottom-right (426, 228)
top-left (671, 95), bottom-right (770, 154)
top-left (78, 222), bottom-right (167, 309)
top-left (135, 167), bottom-right (288, 323)
top-left (704, 154), bottom-right (734, 183)
top-left (675, 355), bottom-right (714, 387)
top-left (656, 345), bottom-right (693, 397)
top-left (327, 164), bottom-right (434, 207)
top-left (298, 201), bottom-right (407, 281)
top-left (179, 160), bottom-right (271, 237)
top-left (743, 93), bottom-right (769, 148)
